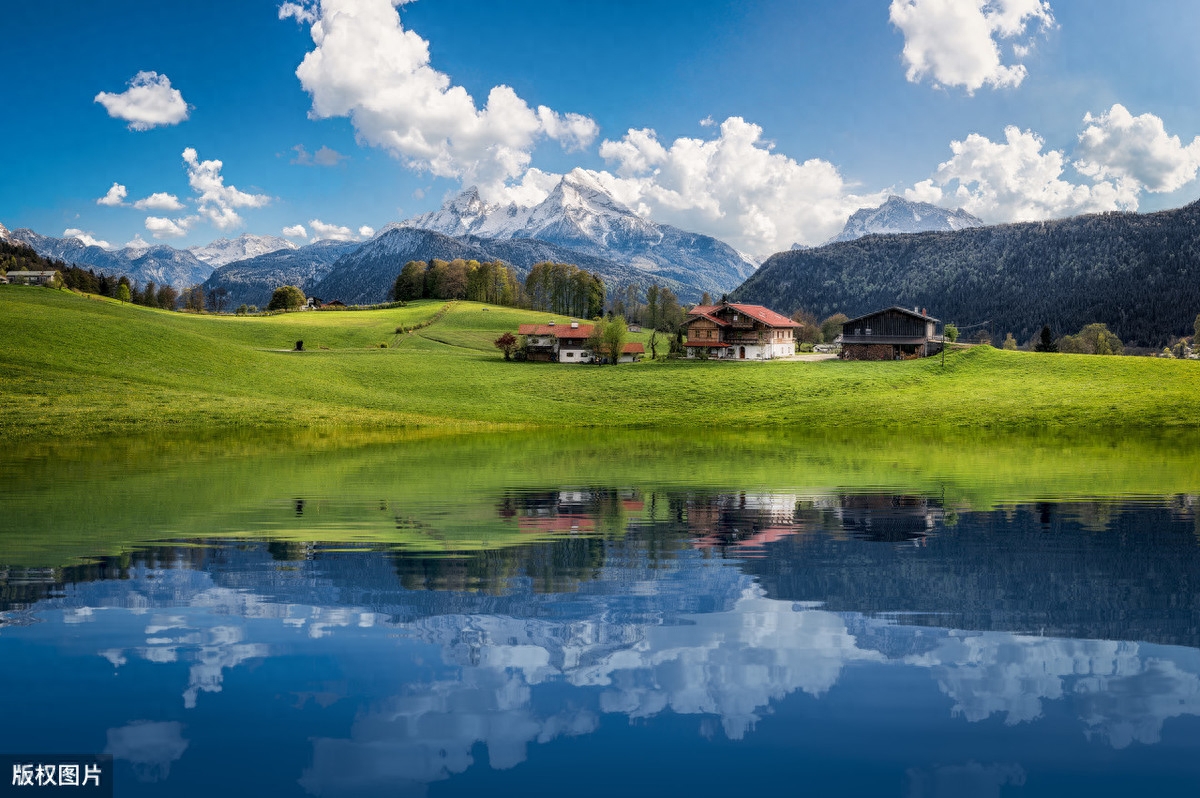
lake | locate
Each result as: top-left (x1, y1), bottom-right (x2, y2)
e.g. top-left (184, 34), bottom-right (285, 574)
top-left (1, 429), bottom-right (1198, 797)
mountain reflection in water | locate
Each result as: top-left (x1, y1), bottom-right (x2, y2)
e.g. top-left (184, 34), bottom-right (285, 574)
top-left (1, 481), bottom-right (1198, 797)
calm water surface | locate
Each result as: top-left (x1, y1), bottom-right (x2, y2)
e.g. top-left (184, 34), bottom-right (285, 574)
top-left (1, 431), bottom-right (1198, 797)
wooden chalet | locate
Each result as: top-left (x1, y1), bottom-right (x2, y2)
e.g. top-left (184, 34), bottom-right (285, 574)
top-left (517, 321), bottom-right (595, 363)
top-left (683, 300), bottom-right (799, 360)
top-left (839, 306), bottom-right (943, 360)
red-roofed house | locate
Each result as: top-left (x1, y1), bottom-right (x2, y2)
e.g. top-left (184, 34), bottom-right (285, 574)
top-left (517, 320), bottom-right (595, 362)
top-left (683, 300), bottom-right (799, 360)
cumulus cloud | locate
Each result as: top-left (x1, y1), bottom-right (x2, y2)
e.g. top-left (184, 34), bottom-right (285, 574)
top-left (145, 215), bottom-right (194, 239)
top-left (590, 117), bottom-right (884, 256)
top-left (889, 0), bottom-right (1055, 93)
top-left (308, 219), bottom-right (365, 241)
top-left (182, 148), bottom-right (269, 230)
top-left (97, 183), bottom-right (128, 207)
top-left (133, 192), bottom-right (185, 211)
top-left (63, 229), bottom-right (113, 249)
top-left (282, 224), bottom-right (309, 239)
top-left (283, 0), bottom-right (598, 196)
top-left (124, 234), bottom-right (151, 251)
top-left (924, 125), bottom-right (1135, 222)
top-left (94, 71), bottom-right (190, 130)
top-left (291, 144), bottom-right (348, 166)
top-left (358, 225), bottom-right (375, 238)
top-left (1074, 104), bottom-right (1200, 194)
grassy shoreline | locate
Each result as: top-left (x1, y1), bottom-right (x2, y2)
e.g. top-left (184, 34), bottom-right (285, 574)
top-left (3, 285), bottom-right (1199, 442)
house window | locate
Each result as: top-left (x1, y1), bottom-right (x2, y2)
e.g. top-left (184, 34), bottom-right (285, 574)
top-left (567, 352), bottom-right (574, 358)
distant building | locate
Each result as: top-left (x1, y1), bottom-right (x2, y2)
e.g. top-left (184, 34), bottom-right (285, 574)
top-left (840, 306), bottom-right (942, 360)
top-left (518, 321), bottom-right (595, 363)
top-left (5, 270), bottom-right (59, 286)
top-left (683, 300), bottom-right (798, 360)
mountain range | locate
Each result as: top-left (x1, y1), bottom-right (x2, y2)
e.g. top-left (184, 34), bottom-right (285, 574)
top-left (733, 200), bottom-right (1200, 348)
top-left (398, 169), bottom-right (758, 298)
top-left (8, 173), bottom-right (758, 305)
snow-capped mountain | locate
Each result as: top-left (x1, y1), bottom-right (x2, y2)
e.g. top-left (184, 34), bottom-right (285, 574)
top-left (0, 222), bottom-right (12, 244)
top-left (400, 170), bottom-right (757, 300)
top-left (189, 234), bottom-right (299, 267)
top-left (10, 228), bottom-right (212, 287)
top-left (311, 227), bottom-right (670, 306)
top-left (202, 239), bottom-right (361, 309)
top-left (830, 196), bottom-right (983, 243)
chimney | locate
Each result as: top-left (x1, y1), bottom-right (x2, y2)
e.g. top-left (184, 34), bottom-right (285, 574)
top-left (571, 321), bottom-right (579, 329)
top-left (922, 308), bottom-right (927, 316)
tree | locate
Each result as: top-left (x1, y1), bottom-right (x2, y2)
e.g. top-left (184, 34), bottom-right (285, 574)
top-left (791, 309), bottom-right (821, 344)
top-left (182, 284), bottom-right (205, 312)
top-left (820, 313), bottom-right (849, 343)
top-left (156, 284), bottom-right (179, 310)
top-left (206, 286), bottom-right (229, 313)
top-left (138, 280), bottom-right (157, 306)
top-left (648, 329), bottom-right (659, 360)
top-left (1079, 322), bottom-right (1123, 355)
top-left (586, 318), bottom-right (607, 363)
top-left (1002, 333), bottom-right (1018, 350)
top-left (1035, 325), bottom-right (1057, 352)
top-left (393, 260), bottom-right (427, 301)
top-left (116, 283), bottom-right (131, 303)
top-left (1194, 313), bottom-right (1200, 344)
top-left (236, 304), bottom-right (249, 315)
top-left (603, 315), bottom-right (628, 365)
top-left (493, 332), bottom-right (519, 361)
top-left (268, 285), bottom-right (306, 311)
top-left (943, 323), bottom-right (959, 343)
top-left (700, 292), bottom-right (713, 306)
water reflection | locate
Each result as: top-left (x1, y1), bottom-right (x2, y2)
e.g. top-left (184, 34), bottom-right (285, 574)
top-left (2, 465), bottom-right (1199, 794)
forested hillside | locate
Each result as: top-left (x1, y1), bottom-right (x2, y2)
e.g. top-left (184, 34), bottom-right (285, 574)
top-left (733, 200), bottom-right (1200, 347)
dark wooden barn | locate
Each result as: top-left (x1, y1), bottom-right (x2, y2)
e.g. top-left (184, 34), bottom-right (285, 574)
top-left (840, 306), bottom-right (943, 361)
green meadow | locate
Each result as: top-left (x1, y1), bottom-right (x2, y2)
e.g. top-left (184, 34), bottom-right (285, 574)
top-left (2, 284), bottom-right (1199, 442)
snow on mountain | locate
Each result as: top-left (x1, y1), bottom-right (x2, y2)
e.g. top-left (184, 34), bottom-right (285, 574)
top-left (189, 234), bottom-right (298, 267)
top-left (401, 170), bottom-right (756, 300)
top-left (0, 222), bottom-right (12, 244)
top-left (831, 196), bottom-right (983, 243)
top-left (202, 239), bottom-right (361, 309)
top-left (10, 228), bottom-right (212, 287)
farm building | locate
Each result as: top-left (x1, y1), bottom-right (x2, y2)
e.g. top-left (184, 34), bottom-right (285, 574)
top-left (840, 307), bottom-right (943, 360)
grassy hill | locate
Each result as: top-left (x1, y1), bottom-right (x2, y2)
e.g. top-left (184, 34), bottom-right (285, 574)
top-left (2, 284), bottom-right (1199, 442)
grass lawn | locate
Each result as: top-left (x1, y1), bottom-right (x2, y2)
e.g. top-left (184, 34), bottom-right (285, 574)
top-left (2, 284), bottom-right (1199, 442)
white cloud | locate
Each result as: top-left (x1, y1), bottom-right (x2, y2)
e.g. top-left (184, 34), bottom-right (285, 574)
top-left (291, 144), bottom-right (348, 166)
top-left (1074, 104), bottom-right (1200, 194)
top-left (904, 178), bottom-right (944, 204)
top-left (133, 192), bottom-right (185, 212)
top-left (889, 0), bottom-right (1054, 93)
top-left (285, 0), bottom-right (598, 196)
top-left (94, 71), bottom-right (190, 131)
top-left (536, 108), bottom-right (599, 153)
top-left (145, 216), bottom-right (194, 239)
top-left (182, 148), bottom-right (269, 230)
top-left (63, 228), bottom-right (113, 249)
top-left (282, 224), bottom-right (309, 239)
top-left (124, 234), bottom-right (151, 251)
top-left (591, 117), bottom-right (884, 256)
top-left (358, 225), bottom-right (375, 238)
top-left (278, 1), bottom-right (319, 24)
top-left (308, 219), bottom-right (358, 241)
top-left (925, 125), bottom-right (1135, 222)
top-left (97, 183), bottom-right (128, 207)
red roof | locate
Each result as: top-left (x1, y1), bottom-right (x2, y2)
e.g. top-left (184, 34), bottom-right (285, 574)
top-left (688, 303), bottom-right (799, 328)
top-left (684, 310), bottom-right (730, 327)
top-left (518, 322), bottom-right (593, 339)
top-left (623, 342), bottom-right (645, 354)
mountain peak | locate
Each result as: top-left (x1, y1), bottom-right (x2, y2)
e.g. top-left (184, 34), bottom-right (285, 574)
top-left (831, 196), bottom-right (983, 243)
top-left (189, 234), bottom-right (299, 267)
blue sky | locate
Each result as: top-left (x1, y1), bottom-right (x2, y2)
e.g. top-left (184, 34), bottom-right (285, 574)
top-left (4, 0), bottom-right (1200, 258)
